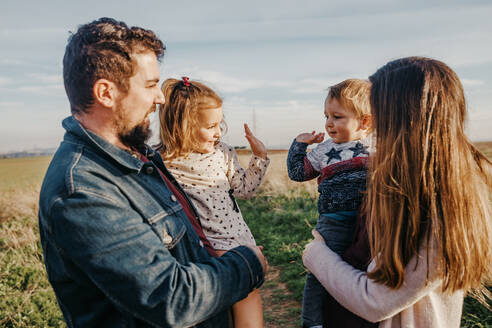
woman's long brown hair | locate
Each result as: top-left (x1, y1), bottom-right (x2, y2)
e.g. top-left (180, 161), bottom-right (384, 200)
top-left (366, 57), bottom-right (492, 293)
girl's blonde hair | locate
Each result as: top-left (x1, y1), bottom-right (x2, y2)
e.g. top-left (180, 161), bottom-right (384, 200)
top-left (366, 57), bottom-right (492, 295)
top-left (159, 78), bottom-right (223, 161)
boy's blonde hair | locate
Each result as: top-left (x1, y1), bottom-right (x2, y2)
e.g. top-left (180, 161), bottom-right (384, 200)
top-left (327, 79), bottom-right (371, 119)
top-left (159, 78), bottom-right (223, 161)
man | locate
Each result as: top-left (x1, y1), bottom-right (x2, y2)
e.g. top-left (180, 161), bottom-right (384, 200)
top-left (38, 17), bottom-right (266, 328)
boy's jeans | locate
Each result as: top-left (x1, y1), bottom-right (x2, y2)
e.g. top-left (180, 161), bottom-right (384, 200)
top-left (302, 211), bottom-right (357, 328)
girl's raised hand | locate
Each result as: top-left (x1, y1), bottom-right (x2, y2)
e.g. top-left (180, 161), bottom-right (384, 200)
top-left (296, 131), bottom-right (325, 144)
top-left (244, 124), bottom-right (267, 159)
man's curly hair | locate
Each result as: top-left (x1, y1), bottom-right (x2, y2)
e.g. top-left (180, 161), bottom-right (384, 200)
top-left (63, 17), bottom-right (165, 114)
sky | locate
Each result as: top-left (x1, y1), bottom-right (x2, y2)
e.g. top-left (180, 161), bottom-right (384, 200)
top-left (1, 0), bottom-right (492, 153)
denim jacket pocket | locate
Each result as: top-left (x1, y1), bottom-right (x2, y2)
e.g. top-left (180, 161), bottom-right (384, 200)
top-left (146, 203), bottom-right (187, 249)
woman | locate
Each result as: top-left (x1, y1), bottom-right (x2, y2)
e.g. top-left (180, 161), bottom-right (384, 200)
top-left (303, 57), bottom-right (492, 327)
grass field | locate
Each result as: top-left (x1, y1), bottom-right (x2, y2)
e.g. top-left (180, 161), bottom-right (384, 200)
top-left (0, 143), bottom-right (491, 327)
top-left (0, 157), bottom-right (64, 326)
top-left (0, 156), bottom-right (52, 191)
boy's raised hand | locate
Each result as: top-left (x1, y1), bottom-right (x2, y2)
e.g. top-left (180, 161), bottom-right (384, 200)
top-left (296, 131), bottom-right (325, 145)
top-left (244, 124), bottom-right (267, 159)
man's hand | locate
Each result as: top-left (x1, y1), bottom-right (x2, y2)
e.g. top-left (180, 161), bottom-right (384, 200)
top-left (296, 131), bottom-right (325, 145)
top-left (244, 124), bottom-right (267, 159)
top-left (247, 245), bottom-right (268, 274)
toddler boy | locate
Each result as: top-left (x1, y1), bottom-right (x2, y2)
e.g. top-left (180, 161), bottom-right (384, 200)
top-left (287, 79), bottom-right (372, 328)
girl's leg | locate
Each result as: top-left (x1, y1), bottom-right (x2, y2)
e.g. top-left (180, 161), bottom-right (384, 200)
top-left (216, 250), bottom-right (264, 328)
top-left (233, 289), bottom-right (263, 328)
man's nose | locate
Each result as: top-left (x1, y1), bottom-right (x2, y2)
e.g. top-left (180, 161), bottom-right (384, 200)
top-left (155, 88), bottom-right (165, 104)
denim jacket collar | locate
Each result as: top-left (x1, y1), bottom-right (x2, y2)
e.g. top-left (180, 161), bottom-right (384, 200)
top-left (62, 116), bottom-right (158, 173)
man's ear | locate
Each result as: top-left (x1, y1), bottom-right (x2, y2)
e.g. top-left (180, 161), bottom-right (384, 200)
top-left (360, 114), bottom-right (372, 131)
top-left (93, 79), bottom-right (117, 108)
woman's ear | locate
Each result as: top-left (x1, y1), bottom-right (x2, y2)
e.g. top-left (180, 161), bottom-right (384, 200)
top-left (360, 114), bottom-right (372, 131)
top-left (93, 79), bottom-right (117, 108)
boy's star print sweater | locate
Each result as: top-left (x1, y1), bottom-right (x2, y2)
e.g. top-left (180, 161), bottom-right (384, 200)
top-left (287, 137), bottom-right (372, 215)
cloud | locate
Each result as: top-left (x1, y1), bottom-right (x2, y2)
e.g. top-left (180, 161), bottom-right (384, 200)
top-left (0, 77), bottom-right (12, 86)
top-left (6, 73), bottom-right (65, 95)
top-left (164, 68), bottom-right (292, 93)
top-left (0, 59), bottom-right (26, 66)
top-left (0, 101), bottom-right (24, 108)
top-left (221, 96), bottom-right (323, 146)
top-left (164, 68), bottom-right (365, 96)
top-left (1, 0), bottom-right (491, 149)
top-left (17, 84), bottom-right (64, 94)
top-left (466, 109), bottom-right (492, 141)
top-left (462, 79), bottom-right (485, 86)
top-left (193, 71), bottom-right (268, 93)
top-left (291, 77), bottom-right (371, 94)
top-left (28, 73), bottom-right (63, 84)
top-left (0, 27), bottom-right (67, 40)
top-left (157, 3), bottom-right (492, 47)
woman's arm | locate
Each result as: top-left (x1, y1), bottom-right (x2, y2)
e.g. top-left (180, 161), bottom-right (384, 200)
top-left (303, 237), bottom-right (441, 323)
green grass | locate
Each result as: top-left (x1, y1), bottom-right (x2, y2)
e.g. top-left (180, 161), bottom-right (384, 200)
top-left (239, 193), bottom-right (318, 300)
top-left (0, 156), bottom-right (51, 191)
top-left (461, 289), bottom-right (492, 328)
top-left (0, 200), bottom-right (65, 327)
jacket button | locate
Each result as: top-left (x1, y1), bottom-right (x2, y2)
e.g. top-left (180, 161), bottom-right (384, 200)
top-left (170, 194), bottom-right (177, 202)
top-left (162, 230), bottom-right (173, 245)
top-left (146, 166), bottom-right (154, 174)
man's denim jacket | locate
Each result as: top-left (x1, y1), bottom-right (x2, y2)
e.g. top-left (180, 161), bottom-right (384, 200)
top-left (38, 117), bottom-right (264, 328)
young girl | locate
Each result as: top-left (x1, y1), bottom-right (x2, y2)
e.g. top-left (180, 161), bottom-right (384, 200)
top-left (303, 57), bottom-right (492, 327)
top-left (158, 77), bottom-right (270, 328)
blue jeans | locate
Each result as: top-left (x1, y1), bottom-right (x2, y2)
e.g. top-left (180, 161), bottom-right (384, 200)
top-left (302, 211), bottom-right (357, 327)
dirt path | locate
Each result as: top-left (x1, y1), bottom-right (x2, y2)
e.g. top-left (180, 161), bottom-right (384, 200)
top-left (260, 265), bottom-right (302, 327)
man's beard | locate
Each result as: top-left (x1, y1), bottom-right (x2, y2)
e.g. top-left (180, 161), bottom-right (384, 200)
top-left (118, 120), bottom-right (152, 150)
top-left (114, 99), bottom-right (154, 150)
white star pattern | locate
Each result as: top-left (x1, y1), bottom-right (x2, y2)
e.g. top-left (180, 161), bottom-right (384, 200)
top-left (306, 136), bottom-right (373, 172)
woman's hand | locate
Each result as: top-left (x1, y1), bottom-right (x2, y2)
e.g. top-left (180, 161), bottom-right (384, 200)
top-left (244, 124), bottom-right (267, 159)
top-left (311, 229), bottom-right (325, 242)
top-left (303, 229), bottom-right (326, 261)
top-left (296, 131), bottom-right (325, 144)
